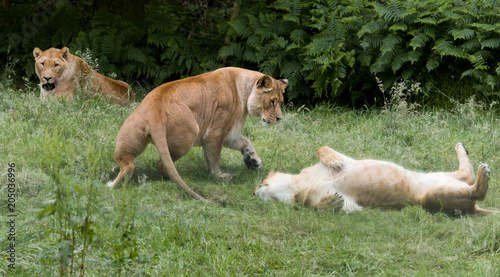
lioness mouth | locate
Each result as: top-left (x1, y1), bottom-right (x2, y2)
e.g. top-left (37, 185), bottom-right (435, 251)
top-left (42, 83), bottom-right (56, 91)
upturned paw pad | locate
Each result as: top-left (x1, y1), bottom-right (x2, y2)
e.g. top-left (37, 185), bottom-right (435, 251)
top-left (479, 163), bottom-right (490, 178)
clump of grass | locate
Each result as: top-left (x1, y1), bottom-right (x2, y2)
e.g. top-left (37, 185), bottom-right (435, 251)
top-left (377, 77), bottom-right (422, 115)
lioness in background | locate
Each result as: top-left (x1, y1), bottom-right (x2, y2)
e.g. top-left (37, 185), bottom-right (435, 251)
top-left (254, 143), bottom-right (496, 216)
top-left (33, 47), bottom-right (135, 105)
top-left (108, 67), bottom-right (288, 202)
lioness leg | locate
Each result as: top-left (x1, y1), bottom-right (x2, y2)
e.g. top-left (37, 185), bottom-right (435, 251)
top-left (223, 135), bottom-right (263, 170)
top-left (471, 164), bottom-right (490, 201)
top-left (316, 146), bottom-right (354, 171)
top-left (203, 138), bottom-right (230, 178)
top-left (429, 143), bottom-right (475, 185)
top-left (107, 154), bottom-right (136, 189)
top-left (420, 164), bottom-right (490, 215)
top-left (107, 122), bottom-right (150, 189)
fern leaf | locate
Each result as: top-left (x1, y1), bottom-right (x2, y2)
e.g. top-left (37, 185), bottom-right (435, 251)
top-left (426, 58), bottom-right (440, 71)
top-left (415, 17), bottom-right (437, 26)
top-left (433, 39), bottom-right (467, 58)
top-left (450, 28), bottom-right (476, 40)
top-left (380, 34), bottom-right (403, 56)
top-left (290, 29), bottom-right (307, 44)
top-left (470, 23), bottom-right (499, 33)
top-left (389, 22), bottom-right (408, 32)
top-left (480, 38), bottom-right (500, 49)
top-left (409, 33), bottom-right (430, 50)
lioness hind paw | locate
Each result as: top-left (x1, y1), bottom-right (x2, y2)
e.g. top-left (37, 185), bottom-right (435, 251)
top-left (107, 181), bottom-right (119, 189)
top-left (456, 143), bottom-right (469, 156)
top-left (478, 163), bottom-right (490, 178)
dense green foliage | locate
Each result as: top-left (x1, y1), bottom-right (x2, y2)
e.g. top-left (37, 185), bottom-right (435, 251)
top-left (1, 86), bottom-right (499, 275)
top-left (2, 0), bottom-right (500, 106)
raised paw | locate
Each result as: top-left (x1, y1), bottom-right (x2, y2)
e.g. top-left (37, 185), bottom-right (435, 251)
top-left (478, 163), bottom-right (490, 179)
top-left (317, 146), bottom-right (344, 171)
top-left (472, 163), bottom-right (490, 201)
top-left (455, 143), bottom-right (469, 156)
top-left (327, 161), bottom-right (343, 171)
top-left (243, 149), bottom-right (263, 170)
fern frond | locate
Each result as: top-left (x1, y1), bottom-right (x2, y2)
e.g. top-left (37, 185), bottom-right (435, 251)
top-left (433, 39), bottom-right (468, 58)
top-left (426, 58), bottom-right (440, 71)
top-left (409, 33), bottom-right (431, 50)
top-left (389, 22), bottom-right (408, 32)
top-left (380, 34), bottom-right (403, 56)
top-left (480, 38), bottom-right (500, 49)
top-left (450, 28), bottom-right (476, 40)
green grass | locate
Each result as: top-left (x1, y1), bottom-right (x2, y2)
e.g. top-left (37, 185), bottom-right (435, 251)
top-left (1, 88), bottom-right (499, 276)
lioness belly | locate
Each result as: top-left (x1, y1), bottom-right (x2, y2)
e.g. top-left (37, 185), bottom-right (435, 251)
top-left (333, 160), bottom-right (417, 208)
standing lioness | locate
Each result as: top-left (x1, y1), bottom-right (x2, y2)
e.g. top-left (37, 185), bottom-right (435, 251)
top-left (254, 144), bottom-right (496, 216)
top-left (108, 67), bottom-right (288, 202)
top-left (33, 47), bottom-right (135, 105)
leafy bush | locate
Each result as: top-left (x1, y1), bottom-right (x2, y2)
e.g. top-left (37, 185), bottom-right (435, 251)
top-left (1, 0), bottom-right (500, 106)
top-left (220, 0), bottom-right (370, 103)
top-left (358, 0), bottom-right (500, 105)
top-left (222, 0), bottom-right (500, 106)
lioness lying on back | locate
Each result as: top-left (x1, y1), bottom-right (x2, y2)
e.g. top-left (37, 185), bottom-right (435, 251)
top-left (108, 67), bottom-right (288, 202)
top-left (254, 144), bottom-right (496, 216)
top-left (33, 47), bottom-right (135, 105)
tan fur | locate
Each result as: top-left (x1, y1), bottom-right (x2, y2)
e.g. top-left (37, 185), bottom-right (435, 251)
top-left (254, 143), bottom-right (496, 216)
top-left (108, 67), bottom-right (288, 202)
top-left (33, 47), bottom-right (135, 105)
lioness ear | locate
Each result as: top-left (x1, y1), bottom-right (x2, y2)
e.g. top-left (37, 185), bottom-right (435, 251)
top-left (279, 79), bottom-right (288, 86)
top-left (257, 75), bottom-right (272, 89)
top-left (33, 48), bottom-right (42, 59)
top-left (279, 79), bottom-right (288, 93)
top-left (267, 170), bottom-right (276, 177)
top-left (60, 47), bottom-right (70, 60)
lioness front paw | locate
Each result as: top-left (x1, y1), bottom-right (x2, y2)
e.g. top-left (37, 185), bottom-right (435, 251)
top-left (314, 193), bottom-right (344, 211)
top-left (317, 146), bottom-right (344, 171)
top-left (245, 155), bottom-right (263, 170)
top-left (243, 148), bottom-right (263, 170)
top-left (214, 172), bottom-right (232, 180)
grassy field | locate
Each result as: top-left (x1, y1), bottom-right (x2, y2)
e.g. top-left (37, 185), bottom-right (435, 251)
top-left (1, 87), bottom-right (499, 276)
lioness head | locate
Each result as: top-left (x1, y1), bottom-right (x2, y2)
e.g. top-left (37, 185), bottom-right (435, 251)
top-left (33, 47), bottom-right (70, 92)
top-left (248, 76), bottom-right (288, 126)
top-left (253, 171), bottom-right (295, 203)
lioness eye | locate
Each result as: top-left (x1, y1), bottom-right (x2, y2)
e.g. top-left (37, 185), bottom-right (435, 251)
top-left (54, 64), bottom-right (59, 68)
top-left (41, 62), bottom-right (45, 66)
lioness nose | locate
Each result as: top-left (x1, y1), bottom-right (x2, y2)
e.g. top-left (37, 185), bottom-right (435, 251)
top-left (276, 116), bottom-right (282, 121)
top-left (44, 76), bottom-right (52, 82)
